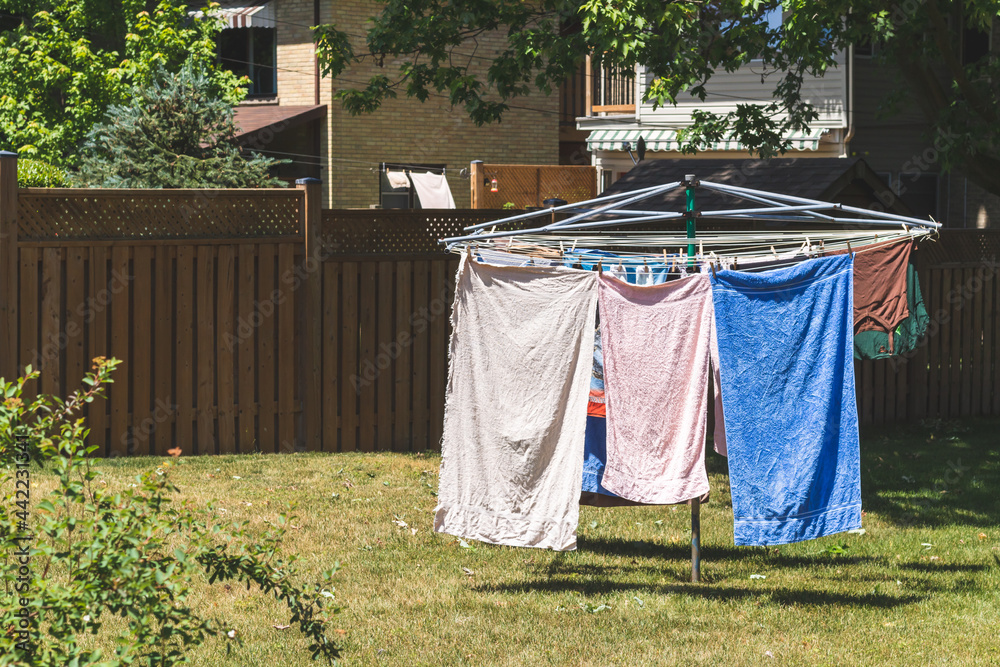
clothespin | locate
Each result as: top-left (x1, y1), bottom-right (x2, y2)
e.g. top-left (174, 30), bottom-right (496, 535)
top-left (559, 241), bottom-right (564, 254)
top-left (846, 241), bottom-right (853, 255)
top-left (770, 245), bottom-right (777, 259)
top-left (597, 259), bottom-right (603, 275)
top-left (901, 222), bottom-right (909, 233)
top-left (571, 239), bottom-right (578, 252)
top-left (710, 262), bottom-right (718, 279)
top-left (699, 240), bottom-right (704, 257)
top-left (663, 249), bottom-right (668, 264)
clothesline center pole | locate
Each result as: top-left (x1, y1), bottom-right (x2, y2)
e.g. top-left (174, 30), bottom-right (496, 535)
top-left (685, 174), bottom-right (702, 584)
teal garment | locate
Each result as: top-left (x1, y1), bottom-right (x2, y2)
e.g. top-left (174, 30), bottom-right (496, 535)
top-left (853, 264), bottom-right (929, 360)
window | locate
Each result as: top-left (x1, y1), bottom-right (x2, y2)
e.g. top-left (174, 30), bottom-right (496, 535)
top-left (219, 28), bottom-right (277, 97)
top-left (379, 163), bottom-right (447, 209)
top-left (962, 25), bottom-right (990, 65)
top-left (854, 38), bottom-right (876, 58)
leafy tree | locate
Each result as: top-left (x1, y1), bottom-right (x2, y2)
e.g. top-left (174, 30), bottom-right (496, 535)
top-left (315, 0), bottom-right (1000, 197)
top-left (0, 360), bottom-right (342, 665)
top-left (0, 0), bottom-right (245, 167)
top-left (73, 62), bottom-right (286, 188)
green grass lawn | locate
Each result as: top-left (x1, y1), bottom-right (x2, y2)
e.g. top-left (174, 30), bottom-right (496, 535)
top-left (28, 418), bottom-right (1000, 666)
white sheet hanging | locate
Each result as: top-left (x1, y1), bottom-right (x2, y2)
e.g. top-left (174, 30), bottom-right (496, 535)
top-left (434, 257), bottom-right (597, 550)
top-left (409, 171), bottom-right (456, 209)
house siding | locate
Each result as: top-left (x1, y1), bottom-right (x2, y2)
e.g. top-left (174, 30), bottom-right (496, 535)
top-left (636, 52), bottom-right (847, 130)
top-left (272, 0), bottom-right (559, 209)
top-left (849, 58), bottom-right (932, 174)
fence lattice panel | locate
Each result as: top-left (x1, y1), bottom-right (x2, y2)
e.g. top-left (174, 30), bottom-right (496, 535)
top-left (474, 165), bottom-right (596, 210)
top-left (17, 188), bottom-right (303, 240)
top-left (319, 209), bottom-right (509, 255)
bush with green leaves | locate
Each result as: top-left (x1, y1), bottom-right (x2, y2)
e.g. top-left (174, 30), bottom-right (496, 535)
top-left (0, 0), bottom-right (245, 167)
top-left (0, 359), bottom-right (341, 665)
top-left (15, 160), bottom-right (67, 188)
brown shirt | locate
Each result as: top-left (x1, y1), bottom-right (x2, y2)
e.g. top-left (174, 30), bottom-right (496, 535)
top-left (828, 239), bottom-right (913, 348)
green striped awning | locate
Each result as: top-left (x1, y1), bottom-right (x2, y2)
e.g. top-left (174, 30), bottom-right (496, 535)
top-left (585, 128), bottom-right (825, 153)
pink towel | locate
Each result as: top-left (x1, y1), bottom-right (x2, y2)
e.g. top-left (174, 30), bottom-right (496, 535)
top-left (598, 273), bottom-right (719, 504)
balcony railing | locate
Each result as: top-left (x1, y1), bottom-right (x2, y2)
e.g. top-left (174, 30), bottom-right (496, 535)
top-left (559, 56), bottom-right (637, 120)
top-left (588, 55), bottom-right (636, 115)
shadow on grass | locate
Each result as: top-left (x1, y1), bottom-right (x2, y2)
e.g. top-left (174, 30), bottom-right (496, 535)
top-left (575, 536), bottom-right (876, 569)
top-left (858, 420), bottom-right (1000, 529)
top-left (474, 577), bottom-right (924, 609)
top-left (896, 562), bottom-right (991, 573)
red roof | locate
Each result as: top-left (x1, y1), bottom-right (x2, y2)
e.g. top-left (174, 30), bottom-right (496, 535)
top-left (233, 105), bottom-right (326, 142)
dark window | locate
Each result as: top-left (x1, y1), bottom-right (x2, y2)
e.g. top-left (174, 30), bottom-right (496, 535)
top-left (219, 28), bottom-right (277, 97)
top-left (854, 38), bottom-right (876, 58)
top-left (962, 25), bottom-right (990, 65)
top-left (379, 163), bottom-right (447, 209)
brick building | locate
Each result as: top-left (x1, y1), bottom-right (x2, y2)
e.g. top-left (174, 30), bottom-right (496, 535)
top-left (219, 0), bottom-right (560, 209)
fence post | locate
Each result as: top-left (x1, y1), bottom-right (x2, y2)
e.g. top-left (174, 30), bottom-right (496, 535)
top-left (0, 151), bottom-right (16, 382)
top-left (298, 177), bottom-right (323, 451)
top-left (470, 160), bottom-right (483, 209)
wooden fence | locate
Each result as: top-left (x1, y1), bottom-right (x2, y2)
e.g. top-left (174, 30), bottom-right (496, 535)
top-left (857, 233), bottom-right (1000, 425)
top-left (1, 151), bottom-right (998, 458)
top-left (469, 162), bottom-right (596, 210)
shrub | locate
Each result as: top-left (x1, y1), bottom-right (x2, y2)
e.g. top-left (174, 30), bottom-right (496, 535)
top-left (0, 360), bottom-right (341, 665)
top-left (16, 160), bottom-right (68, 188)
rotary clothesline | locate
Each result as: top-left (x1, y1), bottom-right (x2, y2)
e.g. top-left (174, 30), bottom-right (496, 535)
top-left (440, 177), bottom-right (940, 268)
top-left (435, 177), bottom-right (938, 583)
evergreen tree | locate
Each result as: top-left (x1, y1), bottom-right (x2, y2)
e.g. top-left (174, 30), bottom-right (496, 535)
top-left (74, 63), bottom-right (287, 188)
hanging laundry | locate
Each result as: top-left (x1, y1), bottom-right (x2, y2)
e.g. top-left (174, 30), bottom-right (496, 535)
top-left (562, 249), bottom-right (617, 271)
top-left (610, 261), bottom-right (628, 282)
top-left (434, 257), bottom-right (597, 551)
top-left (635, 263), bottom-right (654, 286)
top-left (385, 170), bottom-right (411, 190)
top-left (597, 274), bottom-right (716, 505)
top-left (409, 171), bottom-right (456, 209)
top-left (829, 240), bottom-right (912, 350)
top-left (476, 248), bottom-right (561, 267)
top-left (580, 318), bottom-right (720, 507)
top-left (854, 263), bottom-right (929, 360)
top-left (581, 325), bottom-right (615, 496)
top-left (711, 254), bottom-right (862, 546)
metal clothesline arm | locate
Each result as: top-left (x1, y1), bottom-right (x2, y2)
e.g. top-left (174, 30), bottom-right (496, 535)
top-left (700, 203), bottom-right (840, 217)
top-left (698, 181), bottom-right (839, 221)
top-left (546, 181), bottom-right (684, 229)
top-left (460, 182), bottom-right (682, 232)
top-left (702, 181), bottom-right (940, 229)
top-left (441, 211), bottom-right (689, 246)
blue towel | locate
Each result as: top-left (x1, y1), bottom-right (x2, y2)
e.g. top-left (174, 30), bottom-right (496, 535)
top-left (581, 326), bottom-right (619, 496)
top-left (711, 255), bottom-right (862, 546)
top-left (582, 415), bottom-right (616, 495)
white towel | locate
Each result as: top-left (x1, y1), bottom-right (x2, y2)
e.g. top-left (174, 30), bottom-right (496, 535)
top-left (386, 170), bottom-right (411, 190)
top-left (409, 171), bottom-right (456, 209)
top-left (434, 257), bottom-right (598, 550)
